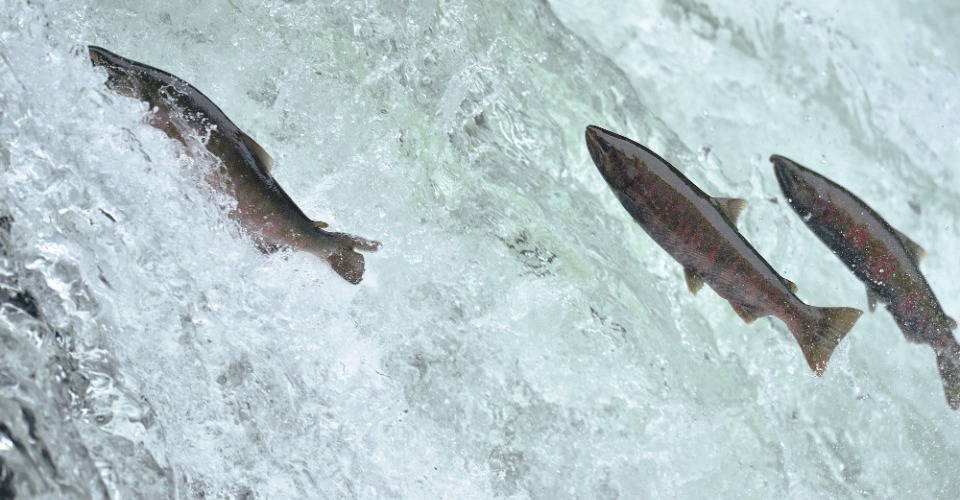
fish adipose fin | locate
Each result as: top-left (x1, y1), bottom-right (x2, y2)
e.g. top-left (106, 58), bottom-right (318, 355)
top-left (895, 229), bottom-right (926, 264)
top-left (684, 268), bottom-right (705, 295)
top-left (782, 278), bottom-right (798, 294)
top-left (313, 220), bottom-right (329, 229)
top-left (793, 307), bottom-right (863, 376)
top-left (713, 197), bottom-right (747, 225)
top-left (935, 335), bottom-right (960, 410)
top-left (240, 132), bottom-right (274, 172)
top-left (730, 301), bottom-right (765, 324)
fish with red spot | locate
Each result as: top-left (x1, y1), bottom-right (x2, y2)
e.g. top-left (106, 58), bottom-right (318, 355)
top-left (585, 125), bottom-right (862, 375)
top-left (88, 46), bottom-right (379, 284)
top-left (772, 154), bottom-right (960, 409)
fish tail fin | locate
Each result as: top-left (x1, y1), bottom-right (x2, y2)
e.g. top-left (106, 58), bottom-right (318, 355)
top-left (325, 232), bottom-right (381, 285)
top-left (792, 306), bottom-right (863, 376)
top-left (934, 336), bottom-right (960, 410)
top-left (327, 248), bottom-right (365, 284)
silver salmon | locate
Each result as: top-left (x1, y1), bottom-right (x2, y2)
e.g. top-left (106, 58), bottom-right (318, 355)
top-left (773, 154), bottom-right (960, 409)
top-left (586, 125), bottom-right (862, 375)
top-left (88, 46), bottom-right (379, 284)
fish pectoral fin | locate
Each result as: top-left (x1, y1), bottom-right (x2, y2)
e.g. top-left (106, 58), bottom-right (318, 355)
top-left (713, 197), bottom-right (748, 225)
top-left (313, 220), bottom-right (329, 229)
top-left (683, 268), bottom-right (705, 295)
top-left (240, 131), bottom-right (275, 172)
top-left (866, 288), bottom-right (881, 312)
top-left (895, 229), bottom-right (926, 263)
top-left (782, 278), bottom-right (798, 294)
top-left (729, 301), bottom-right (765, 324)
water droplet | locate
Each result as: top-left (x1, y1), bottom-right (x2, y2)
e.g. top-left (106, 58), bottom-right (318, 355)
top-left (697, 146), bottom-right (712, 162)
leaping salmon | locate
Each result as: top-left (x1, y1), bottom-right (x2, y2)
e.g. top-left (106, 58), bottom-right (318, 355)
top-left (88, 46), bottom-right (379, 284)
top-left (772, 155), bottom-right (960, 409)
top-left (586, 125), bottom-right (862, 375)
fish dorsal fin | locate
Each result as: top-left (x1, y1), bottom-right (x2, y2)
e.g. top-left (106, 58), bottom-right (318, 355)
top-left (782, 278), bottom-right (798, 294)
top-left (313, 220), bottom-right (329, 229)
top-left (895, 229), bottom-right (926, 264)
top-left (866, 288), bottom-right (881, 312)
top-left (713, 197), bottom-right (748, 225)
top-left (684, 267), bottom-right (705, 295)
top-left (240, 131), bottom-right (274, 172)
top-left (730, 301), bottom-right (765, 324)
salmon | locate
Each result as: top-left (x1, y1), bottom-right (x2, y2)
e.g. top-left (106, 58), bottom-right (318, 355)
top-left (585, 125), bottom-right (862, 375)
top-left (88, 46), bottom-right (379, 284)
top-left (773, 154), bottom-right (960, 409)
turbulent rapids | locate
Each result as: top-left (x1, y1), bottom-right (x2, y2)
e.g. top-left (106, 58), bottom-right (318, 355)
top-left (88, 45), bottom-right (380, 284)
top-left (2, 0), bottom-right (960, 498)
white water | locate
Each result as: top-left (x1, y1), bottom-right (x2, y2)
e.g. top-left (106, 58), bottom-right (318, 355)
top-left (1, 0), bottom-right (959, 498)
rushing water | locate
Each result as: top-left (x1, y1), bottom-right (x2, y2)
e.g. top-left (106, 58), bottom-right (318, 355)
top-left (2, 0), bottom-right (959, 498)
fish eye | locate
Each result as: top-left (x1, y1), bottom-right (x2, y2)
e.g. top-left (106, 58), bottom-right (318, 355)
top-left (599, 139), bottom-right (613, 154)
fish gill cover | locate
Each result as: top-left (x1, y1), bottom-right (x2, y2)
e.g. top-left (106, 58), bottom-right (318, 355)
top-left (1, 0), bottom-right (959, 498)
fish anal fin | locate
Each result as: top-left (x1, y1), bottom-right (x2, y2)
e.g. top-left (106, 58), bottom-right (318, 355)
top-left (713, 197), bottom-right (748, 225)
top-left (684, 267), bottom-right (705, 295)
top-left (896, 229), bottom-right (926, 264)
top-left (730, 301), bottom-right (765, 324)
top-left (240, 132), bottom-right (274, 172)
top-left (866, 288), bottom-right (881, 313)
top-left (948, 316), bottom-right (957, 330)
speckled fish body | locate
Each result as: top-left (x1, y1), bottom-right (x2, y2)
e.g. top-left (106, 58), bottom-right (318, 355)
top-left (585, 125), bottom-right (861, 375)
top-left (773, 155), bottom-right (960, 408)
top-left (88, 46), bottom-right (378, 284)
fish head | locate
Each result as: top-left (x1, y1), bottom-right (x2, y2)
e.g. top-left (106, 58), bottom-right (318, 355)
top-left (771, 154), bottom-right (819, 217)
top-left (88, 46), bottom-right (163, 104)
top-left (585, 125), bottom-right (633, 190)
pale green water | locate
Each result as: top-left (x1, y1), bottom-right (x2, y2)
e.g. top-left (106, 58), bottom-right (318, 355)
top-left (1, 0), bottom-right (958, 498)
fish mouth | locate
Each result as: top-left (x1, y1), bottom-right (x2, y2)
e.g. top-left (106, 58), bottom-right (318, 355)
top-left (771, 154), bottom-right (801, 196)
top-left (585, 125), bottom-right (623, 189)
top-left (585, 125), bottom-right (619, 169)
top-left (585, 125), bottom-right (631, 189)
top-left (584, 125), bottom-right (606, 166)
top-left (87, 45), bottom-right (141, 99)
top-left (88, 45), bottom-right (121, 69)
